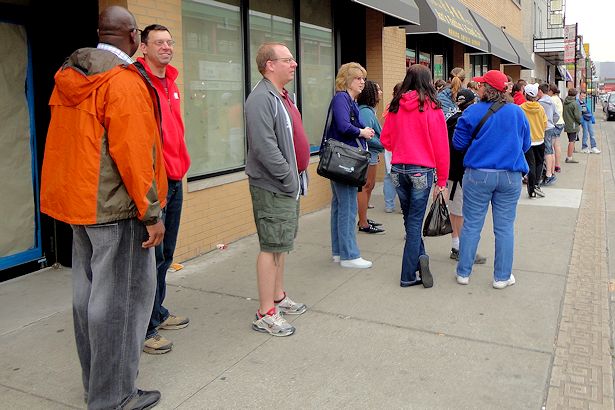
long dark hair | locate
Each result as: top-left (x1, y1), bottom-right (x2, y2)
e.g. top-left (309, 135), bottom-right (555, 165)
top-left (357, 80), bottom-right (380, 108)
top-left (388, 65), bottom-right (441, 113)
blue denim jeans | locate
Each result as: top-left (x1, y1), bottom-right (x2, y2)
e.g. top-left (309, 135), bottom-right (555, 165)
top-left (148, 179), bottom-right (183, 338)
top-left (581, 119), bottom-right (597, 149)
top-left (457, 169), bottom-right (522, 282)
top-left (391, 165), bottom-right (434, 285)
top-left (330, 181), bottom-right (360, 260)
top-left (71, 218), bottom-right (156, 410)
top-left (383, 171), bottom-right (397, 210)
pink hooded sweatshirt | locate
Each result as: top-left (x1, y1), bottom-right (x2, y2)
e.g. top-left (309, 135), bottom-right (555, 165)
top-left (381, 91), bottom-right (449, 187)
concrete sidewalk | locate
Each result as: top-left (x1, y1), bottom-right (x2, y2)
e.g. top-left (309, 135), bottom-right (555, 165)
top-left (1, 119), bottom-right (614, 409)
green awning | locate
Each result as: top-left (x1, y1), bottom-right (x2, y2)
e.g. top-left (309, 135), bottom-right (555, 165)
top-left (352, 0), bottom-right (420, 25)
top-left (468, 10), bottom-right (518, 64)
top-left (504, 32), bottom-right (536, 70)
top-left (405, 0), bottom-right (488, 52)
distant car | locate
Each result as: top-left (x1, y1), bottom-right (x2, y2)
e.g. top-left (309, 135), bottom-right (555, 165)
top-left (607, 93), bottom-right (615, 120)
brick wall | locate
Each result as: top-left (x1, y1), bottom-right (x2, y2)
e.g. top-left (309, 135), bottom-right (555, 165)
top-left (365, 9), bottom-right (406, 181)
top-left (459, 0), bottom-right (523, 41)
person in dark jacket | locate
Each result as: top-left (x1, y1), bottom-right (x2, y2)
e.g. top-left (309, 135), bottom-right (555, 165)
top-left (325, 62), bottom-right (375, 269)
top-left (562, 88), bottom-right (582, 164)
top-left (446, 89), bottom-right (486, 264)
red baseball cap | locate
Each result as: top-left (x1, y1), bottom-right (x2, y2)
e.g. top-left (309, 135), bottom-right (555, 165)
top-left (472, 70), bottom-right (508, 92)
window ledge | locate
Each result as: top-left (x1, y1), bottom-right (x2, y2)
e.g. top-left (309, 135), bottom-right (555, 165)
top-left (187, 155), bottom-right (320, 193)
top-left (187, 171), bottom-right (248, 192)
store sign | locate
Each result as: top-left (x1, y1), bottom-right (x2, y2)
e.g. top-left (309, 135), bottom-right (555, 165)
top-left (427, 0), bottom-right (486, 50)
top-left (564, 24), bottom-right (576, 63)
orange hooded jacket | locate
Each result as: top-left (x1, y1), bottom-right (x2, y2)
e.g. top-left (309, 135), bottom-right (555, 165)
top-left (40, 48), bottom-right (167, 225)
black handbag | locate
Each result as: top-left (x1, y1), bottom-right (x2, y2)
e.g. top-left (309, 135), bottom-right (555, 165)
top-left (423, 191), bottom-right (453, 237)
top-left (317, 101), bottom-right (370, 187)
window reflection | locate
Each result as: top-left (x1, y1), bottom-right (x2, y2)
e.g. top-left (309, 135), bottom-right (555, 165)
top-left (249, 0), bottom-right (295, 92)
top-left (300, 0), bottom-right (334, 151)
top-left (183, 0), bottom-right (246, 178)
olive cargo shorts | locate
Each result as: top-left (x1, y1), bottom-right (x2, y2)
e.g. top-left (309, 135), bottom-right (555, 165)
top-left (250, 185), bottom-right (300, 253)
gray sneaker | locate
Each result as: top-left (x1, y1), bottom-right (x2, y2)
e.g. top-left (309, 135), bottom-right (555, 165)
top-left (276, 294), bottom-right (307, 315)
top-left (252, 311), bottom-right (295, 337)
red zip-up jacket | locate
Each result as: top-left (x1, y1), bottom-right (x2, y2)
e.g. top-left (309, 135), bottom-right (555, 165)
top-left (137, 57), bottom-right (191, 180)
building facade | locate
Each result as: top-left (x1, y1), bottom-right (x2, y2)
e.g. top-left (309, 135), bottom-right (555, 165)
top-left (0, 0), bottom-right (536, 275)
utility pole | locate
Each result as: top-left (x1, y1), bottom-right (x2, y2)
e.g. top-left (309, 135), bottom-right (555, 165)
top-left (573, 23), bottom-right (578, 88)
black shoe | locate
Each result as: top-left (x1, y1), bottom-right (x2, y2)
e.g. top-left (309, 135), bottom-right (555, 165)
top-left (358, 224), bottom-right (385, 234)
top-left (534, 186), bottom-right (545, 198)
top-left (367, 219), bottom-right (382, 227)
top-left (122, 390), bottom-right (161, 410)
top-left (450, 248), bottom-right (459, 260)
top-left (419, 255), bottom-right (433, 288)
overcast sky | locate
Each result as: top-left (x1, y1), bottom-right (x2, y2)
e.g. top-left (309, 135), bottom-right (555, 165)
top-left (566, 0), bottom-right (614, 62)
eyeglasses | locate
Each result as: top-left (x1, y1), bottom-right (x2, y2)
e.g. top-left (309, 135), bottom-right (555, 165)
top-left (149, 39), bottom-right (176, 47)
top-left (271, 57), bottom-right (295, 64)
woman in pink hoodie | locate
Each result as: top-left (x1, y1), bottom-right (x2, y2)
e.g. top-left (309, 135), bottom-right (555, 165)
top-left (381, 64), bottom-right (449, 288)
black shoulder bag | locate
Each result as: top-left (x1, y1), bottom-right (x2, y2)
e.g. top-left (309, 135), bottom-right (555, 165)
top-left (317, 100), bottom-right (370, 187)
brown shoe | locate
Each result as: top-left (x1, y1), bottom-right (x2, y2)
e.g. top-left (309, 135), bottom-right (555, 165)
top-left (158, 314), bottom-right (189, 330)
top-left (143, 334), bottom-right (172, 355)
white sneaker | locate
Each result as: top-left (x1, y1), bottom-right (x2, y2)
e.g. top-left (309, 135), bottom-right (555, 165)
top-left (456, 275), bottom-right (470, 285)
top-left (340, 257), bottom-right (373, 269)
top-left (332, 255), bottom-right (340, 263)
top-left (493, 274), bottom-right (516, 289)
top-left (581, 147), bottom-right (591, 154)
top-left (591, 147), bottom-right (601, 154)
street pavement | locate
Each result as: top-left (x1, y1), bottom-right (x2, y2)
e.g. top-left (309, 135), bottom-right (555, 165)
top-left (1, 114), bottom-right (614, 409)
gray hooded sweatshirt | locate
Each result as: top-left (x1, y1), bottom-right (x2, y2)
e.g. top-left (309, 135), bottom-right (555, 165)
top-left (245, 77), bottom-right (301, 199)
top-left (538, 95), bottom-right (560, 130)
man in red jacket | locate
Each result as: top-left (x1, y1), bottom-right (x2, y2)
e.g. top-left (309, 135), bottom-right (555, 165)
top-left (137, 25), bottom-right (191, 354)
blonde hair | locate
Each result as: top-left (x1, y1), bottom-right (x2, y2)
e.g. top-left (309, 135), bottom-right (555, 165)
top-left (335, 62), bottom-right (367, 91)
top-left (255, 42), bottom-right (287, 75)
top-left (449, 67), bottom-right (466, 100)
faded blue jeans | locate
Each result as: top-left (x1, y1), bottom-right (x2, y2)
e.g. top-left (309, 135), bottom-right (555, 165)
top-left (148, 179), bottom-right (183, 338)
top-left (383, 171), bottom-right (397, 211)
top-left (72, 218), bottom-right (156, 410)
top-left (457, 169), bottom-right (522, 282)
top-left (330, 181), bottom-right (360, 260)
top-left (392, 165), bottom-right (434, 286)
top-left (581, 119), bottom-right (597, 149)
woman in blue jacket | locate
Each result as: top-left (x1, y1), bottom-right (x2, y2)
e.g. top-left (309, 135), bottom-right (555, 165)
top-left (324, 62), bottom-right (375, 269)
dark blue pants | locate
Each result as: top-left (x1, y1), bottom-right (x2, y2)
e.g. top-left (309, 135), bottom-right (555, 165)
top-left (147, 179), bottom-right (183, 338)
top-left (392, 165), bottom-right (434, 285)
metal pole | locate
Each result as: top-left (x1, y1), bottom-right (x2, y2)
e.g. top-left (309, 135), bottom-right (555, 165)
top-left (573, 23), bottom-right (578, 88)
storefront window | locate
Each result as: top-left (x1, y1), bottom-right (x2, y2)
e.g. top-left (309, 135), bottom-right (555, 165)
top-left (406, 48), bottom-right (416, 68)
top-left (183, 0), bottom-right (246, 178)
top-left (433, 55), bottom-right (444, 80)
top-left (471, 55), bottom-right (489, 77)
top-left (419, 51), bottom-right (430, 69)
top-left (300, 0), bottom-right (334, 151)
top-left (249, 0), bottom-right (295, 93)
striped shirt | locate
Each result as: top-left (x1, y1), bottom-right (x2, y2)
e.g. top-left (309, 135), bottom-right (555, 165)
top-left (96, 43), bottom-right (133, 64)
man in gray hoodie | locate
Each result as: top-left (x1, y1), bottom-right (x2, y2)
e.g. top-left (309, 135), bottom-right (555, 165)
top-left (245, 42), bottom-right (310, 337)
top-left (538, 83), bottom-right (560, 185)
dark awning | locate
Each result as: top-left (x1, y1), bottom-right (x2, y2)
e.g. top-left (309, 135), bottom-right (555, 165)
top-left (405, 0), bottom-right (488, 52)
top-left (503, 31), bottom-right (536, 70)
top-left (352, 0), bottom-right (420, 25)
top-left (468, 10), bottom-right (518, 64)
